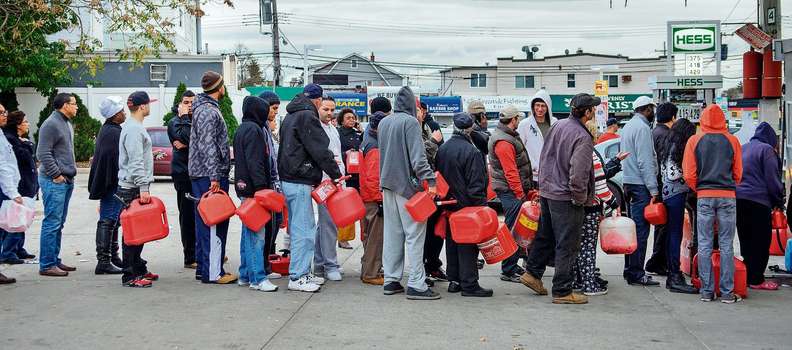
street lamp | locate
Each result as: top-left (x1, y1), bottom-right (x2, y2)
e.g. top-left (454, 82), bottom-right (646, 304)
top-left (303, 44), bottom-right (323, 85)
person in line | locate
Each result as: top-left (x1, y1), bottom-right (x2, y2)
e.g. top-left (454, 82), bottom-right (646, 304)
top-left (519, 93), bottom-right (598, 305)
top-left (258, 91), bottom-right (284, 278)
top-left (117, 91), bottom-right (159, 288)
top-left (37, 93), bottom-right (78, 277)
top-left (314, 95), bottom-right (345, 282)
top-left (467, 100), bottom-right (490, 164)
top-left (418, 98), bottom-right (446, 283)
top-left (359, 109), bottom-right (389, 286)
top-left (660, 118), bottom-right (699, 294)
top-left (0, 104), bottom-right (22, 283)
top-left (167, 90), bottom-right (197, 269)
top-left (736, 122), bottom-right (784, 291)
top-left (488, 105), bottom-right (534, 283)
top-left (573, 142), bottom-right (627, 297)
top-left (233, 96), bottom-right (278, 292)
top-left (87, 97), bottom-right (126, 274)
top-left (278, 84), bottom-right (343, 292)
top-left (645, 102), bottom-right (677, 276)
top-left (683, 104), bottom-right (743, 303)
top-left (336, 107), bottom-right (363, 250)
top-left (378, 87), bottom-right (440, 300)
top-left (0, 111), bottom-right (37, 265)
top-left (620, 96), bottom-right (660, 286)
top-left (436, 112), bottom-right (493, 297)
top-left (596, 118), bottom-right (620, 144)
top-left (420, 102), bottom-right (443, 142)
top-left (517, 89), bottom-right (556, 181)
top-left (189, 71), bottom-right (236, 284)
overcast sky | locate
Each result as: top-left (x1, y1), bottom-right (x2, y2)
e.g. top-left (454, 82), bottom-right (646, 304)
top-left (201, 0), bottom-right (789, 90)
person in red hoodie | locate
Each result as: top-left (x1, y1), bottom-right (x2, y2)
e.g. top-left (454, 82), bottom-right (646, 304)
top-left (359, 109), bottom-right (389, 285)
top-left (682, 104), bottom-right (743, 304)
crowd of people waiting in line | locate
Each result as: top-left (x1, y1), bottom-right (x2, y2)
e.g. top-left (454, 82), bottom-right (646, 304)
top-left (0, 70), bottom-right (786, 305)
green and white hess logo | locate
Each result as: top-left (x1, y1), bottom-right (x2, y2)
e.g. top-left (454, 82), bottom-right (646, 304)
top-left (672, 26), bottom-right (716, 52)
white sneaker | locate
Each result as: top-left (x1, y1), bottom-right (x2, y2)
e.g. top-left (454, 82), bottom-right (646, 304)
top-left (267, 272), bottom-right (282, 280)
top-left (288, 276), bottom-right (321, 292)
top-left (250, 280), bottom-right (278, 292)
top-left (237, 279), bottom-right (250, 287)
top-left (326, 270), bottom-right (342, 281)
top-left (307, 274), bottom-right (326, 285)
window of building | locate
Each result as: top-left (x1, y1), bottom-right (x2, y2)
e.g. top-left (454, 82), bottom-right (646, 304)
top-left (567, 74), bottom-right (575, 88)
top-left (470, 73), bottom-right (487, 88)
top-left (150, 64), bottom-right (168, 82)
top-left (351, 59), bottom-right (358, 69)
top-left (604, 74), bottom-right (619, 88)
top-left (515, 75), bottom-right (535, 89)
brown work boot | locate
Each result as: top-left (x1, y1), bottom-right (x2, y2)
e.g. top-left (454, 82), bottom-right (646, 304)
top-left (0, 272), bottom-right (16, 284)
top-left (362, 276), bottom-right (384, 285)
top-left (216, 273), bottom-right (238, 284)
top-left (57, 263), bottom-right (77, 272)
top-left (520, 272), bottom-right (548, 295)
top-left (39, 266), bottom-right (69, 277)
top-left (552, 292), bottom-right (589, 304)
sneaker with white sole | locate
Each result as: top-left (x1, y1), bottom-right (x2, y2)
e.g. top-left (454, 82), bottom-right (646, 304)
top-left (288, 276), bottom-right (321, 293)
top-left (720, 294), bottom-right (742, 304)
top-left (326, 270), bottom-right (342, 281)
top-left (237, 279), bottom-right (250, 287)
top-left (250, 280), bottom-right (278, 292)
top-left (307, 274), bottom-right (326, 285)
top-left (583, 287), bottom-right (608, 296)
top-left (267, 272), bottom-right (282, 280)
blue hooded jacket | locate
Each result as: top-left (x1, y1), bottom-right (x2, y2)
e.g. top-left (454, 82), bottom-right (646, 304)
top-left (736, 122), bottom-right (783, 208)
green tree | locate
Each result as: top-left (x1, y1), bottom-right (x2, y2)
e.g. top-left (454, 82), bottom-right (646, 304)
top-left (219, 88), bottom-right (238, 143)
top-left (0, 90), bottom-right (20, 112)
top-left (36, 90), bottom-right (101, 162)
top-left (163, 82), bottom-right (187, 126)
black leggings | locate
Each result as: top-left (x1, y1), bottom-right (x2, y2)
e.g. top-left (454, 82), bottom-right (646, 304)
top-left (736, 199), bottom-right (772, 285)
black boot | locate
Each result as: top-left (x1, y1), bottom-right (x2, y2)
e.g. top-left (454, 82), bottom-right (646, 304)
top-left (95, 219), bottom-right (122, 275)
top-left (666, 272), bottom-right (698, 294)
top-left (110, 220), bottom-right (124, 268)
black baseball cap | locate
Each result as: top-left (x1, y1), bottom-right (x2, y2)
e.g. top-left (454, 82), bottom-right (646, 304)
top-left (569, 93), bottom-right (601, 109)
top-left (127, 91), bottom-right (158, 107)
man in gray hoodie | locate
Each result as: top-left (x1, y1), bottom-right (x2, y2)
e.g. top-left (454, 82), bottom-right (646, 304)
top-left (377, 87), bottom-right (440, 300)
top-left (37, 93), bottom-right (78, 277)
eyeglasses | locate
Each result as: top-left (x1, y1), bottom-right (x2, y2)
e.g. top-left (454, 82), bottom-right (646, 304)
top-left (0, 110), bottom-right (6, 116)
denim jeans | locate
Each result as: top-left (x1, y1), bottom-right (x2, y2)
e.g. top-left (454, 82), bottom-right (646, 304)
top-left (38, 175), bottom-right (74, 271)
top-left (0, 230), bottom-right (24, 261)
top-left (238, 198), bottom-right (268, 285)
top-left (624, 184), bottom-right (651, 281)
top-left (697, 197), bottom-right (737, 297)
top-left (191, 177), bottom-right (230, 283)
top-left (282, 181), bottom-right (317, 281)
top-left (664, 193), bottom-right (687, 274)
top-left (497, 190), bottom-right (525, 275)
top-left (99, 188), bottom-right (122, 221)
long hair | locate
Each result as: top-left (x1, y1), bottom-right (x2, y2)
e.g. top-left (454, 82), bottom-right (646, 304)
top-left (664, 118), bottom-right (696, 166)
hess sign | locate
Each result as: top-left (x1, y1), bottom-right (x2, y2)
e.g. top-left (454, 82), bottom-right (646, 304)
top-left (669, 21), bottom-right (719, 53)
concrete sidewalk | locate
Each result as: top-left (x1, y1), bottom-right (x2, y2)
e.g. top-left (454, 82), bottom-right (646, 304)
top-left (1, 174), bottom-right (791, 349)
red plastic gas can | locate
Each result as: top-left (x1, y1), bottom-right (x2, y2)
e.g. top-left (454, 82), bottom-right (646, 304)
top-left (312, 179), bottom-right (338, 204)
top-left (268, 254), bottom-right (290, 275)
top-left (120, 196), bottom-right (169, 245)
top-left (478, 223), bottom-right (517, 265)
top-left (449, 206), bottom-right (499, 244)
top-left (423, 172), bottom-right (450, 199)
top-left (770, 228), bottom-right (790, 256)
top-left (346, 150), bottom-right (362, 174)
top-left (691, 250), bottom-right (748, 298)
top-left (772, 209), bottom-right (787, 230)
top-left (197, 190), bottom-right (236, 226)
top-left (514, 200), bottom-right (540, 245)
top-left (236, 199), bottom-right (272, 232)
top-left (644, 198), bottom-right (667, 225)
top-left (326, 187), bottom-right (366, 227)
top-left (254, 189), bottom-right (285, 212)
top-left (405, 191), bottom-right (438, 223)
top-left (599, 214), bottom-right (637, 254)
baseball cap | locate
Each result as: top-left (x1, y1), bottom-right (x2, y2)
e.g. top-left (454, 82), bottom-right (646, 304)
top-left (569, 93), bottom-right (601, 110)
top-left (498, 105), bottom-right (525, 122)
top-left (127, 91), bottom-right (157, 107)
top-left (453, 112), bottom-right (474, 129)
top-left (303, 84), bottom-right (323, 99)
top-left (632, 95), bottom-right (656, 110)
top-left (467, 100), bottom-right (486, 114)
top-left (100, 96), bottom-right (125, 119)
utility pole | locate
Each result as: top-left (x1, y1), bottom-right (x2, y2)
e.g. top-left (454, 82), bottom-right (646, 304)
top-left (195, 0), bottom-right (202, 54)
top-left (271, 0), bottom-right (281, 86)
top-left (758, 0), bottom-right (781, 126)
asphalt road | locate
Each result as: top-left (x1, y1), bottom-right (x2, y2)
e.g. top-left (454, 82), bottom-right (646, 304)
top-left (1, 171), bottom-right (791, 350)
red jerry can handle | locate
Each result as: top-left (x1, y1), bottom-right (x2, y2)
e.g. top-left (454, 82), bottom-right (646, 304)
top-left (202, 189), bottom-right (228, 200)
top-left (435, 200), bottom-right (458, 206)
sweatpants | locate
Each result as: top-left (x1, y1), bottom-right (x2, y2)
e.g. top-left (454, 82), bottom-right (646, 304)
top-left (736, 198), bottom-right (772, 285)
top-left (382, 189), bottom-right (428, 291)
top-left (360, 202), bottom-right (384, 280)
top-left (314, 203), bottom-right (340, 275)
top-left (191, 177), bottom-right (230, 283)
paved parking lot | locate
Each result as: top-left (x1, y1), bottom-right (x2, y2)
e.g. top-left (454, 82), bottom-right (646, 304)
top-left (1, 171), bottom-right (791, 349)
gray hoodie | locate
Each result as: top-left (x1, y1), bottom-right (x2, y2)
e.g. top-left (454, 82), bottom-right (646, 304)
top-left (118, 117), bottom-right (154, 192)
top-left (377, 87), bottom-right (436, 199)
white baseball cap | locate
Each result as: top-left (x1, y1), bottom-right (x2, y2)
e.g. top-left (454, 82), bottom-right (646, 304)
top-left (632, 96), bottom-right (656, 111)
top-left (100, 96), bottom-right (125, 119)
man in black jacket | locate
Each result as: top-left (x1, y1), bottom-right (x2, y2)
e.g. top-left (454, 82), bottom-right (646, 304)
top-left (87, 96), bottom-right (126, 275)
top-left (278, 84), bottom-right (343, 293)
top-left (645, 102), bottom-right (677, 276)
top-left (167, 90), bottom-right (197, 269)
top-left (436, 112), bottom-right (493, 297)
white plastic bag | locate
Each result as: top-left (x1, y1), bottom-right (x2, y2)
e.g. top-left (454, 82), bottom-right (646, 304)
top-left (0, 198), bottom-right (36, 233)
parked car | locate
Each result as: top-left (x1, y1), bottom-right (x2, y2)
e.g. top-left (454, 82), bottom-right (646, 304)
top-left (146, 127), bottom-right (172, 176)
top-left (594, 138), bottom-right (626, 213)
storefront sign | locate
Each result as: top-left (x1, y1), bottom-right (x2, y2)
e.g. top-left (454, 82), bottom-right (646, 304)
top-left (421, 96), bottom-right (462, 115)
top-left (461, 95), bottom-right (533, 113)
top-left (550, 94), bottom-right (651, 114)
top-left (328, 92), bottom-right (367, 117)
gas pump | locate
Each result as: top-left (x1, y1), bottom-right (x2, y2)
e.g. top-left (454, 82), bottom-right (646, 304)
top-left (650, 76), bottom-right (722, 123)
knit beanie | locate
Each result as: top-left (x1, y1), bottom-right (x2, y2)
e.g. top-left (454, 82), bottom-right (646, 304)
top-left (201, 71), bottom-right (224, 93)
